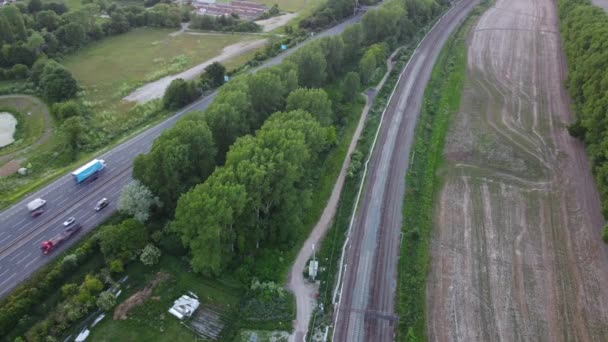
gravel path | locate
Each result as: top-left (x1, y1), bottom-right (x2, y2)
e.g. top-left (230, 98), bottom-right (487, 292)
top-left (123, 39), bottom-right (267, 104)
top-left (255, 13), bottom-right (299, 32)
top-left (427, 1), bottom-right (608, 340)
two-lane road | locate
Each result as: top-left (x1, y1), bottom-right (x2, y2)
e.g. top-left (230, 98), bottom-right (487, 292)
top-left (332, 1), bottom-right (477, 341)
top-left (0, 14), bottom-right (364, 299)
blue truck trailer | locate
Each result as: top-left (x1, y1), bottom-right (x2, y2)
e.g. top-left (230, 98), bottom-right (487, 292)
top-left (72, 159), bottom-right (106, 183)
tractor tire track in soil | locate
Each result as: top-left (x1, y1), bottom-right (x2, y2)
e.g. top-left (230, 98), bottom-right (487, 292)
top-left (427, 0), bottom-right (608, 341)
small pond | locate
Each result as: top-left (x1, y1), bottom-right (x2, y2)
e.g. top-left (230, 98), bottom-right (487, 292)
top-left (0, 112), bottom-right (18, 148)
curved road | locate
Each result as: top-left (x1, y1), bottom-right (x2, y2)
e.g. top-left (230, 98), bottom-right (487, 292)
top-left (0, 14), bottom-right (364, 299)
top-left (331, 1), bottom-right (477, 341)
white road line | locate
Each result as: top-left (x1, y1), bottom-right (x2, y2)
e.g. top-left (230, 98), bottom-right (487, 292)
top-left (0, 268), bottom-right (9, 278)
top-left (16, 252), bottom-right (33, 264)
top-left (24, 257), bottom-right (38, 268)
top-left (0, 272), bottom-right (16, 287)
top-left (0, 235), bottom-right (12, 244)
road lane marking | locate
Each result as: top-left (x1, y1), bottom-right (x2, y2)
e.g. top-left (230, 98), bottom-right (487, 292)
top-left (24, 257), bottom-right (38, 268)
top-left (16, 252), bottom-right (32, 264)
top-left (0, 268), bottom-right (9, 278)
top-left (0, 272), bottom-right (16, 287)
top-left (0, 235), bottom-right (12, 244)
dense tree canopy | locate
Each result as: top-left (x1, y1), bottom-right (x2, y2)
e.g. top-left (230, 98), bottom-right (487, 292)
top-left (559, 0), bottom-right (608, 219)
top-left (286, 88), bottom-right (333, 126)
top-left (163, 78), bottom-right (200, 109)
top-left (172, 110), bottom-right (333, 276)
top-left (133, 112), bottom-right (217, 210)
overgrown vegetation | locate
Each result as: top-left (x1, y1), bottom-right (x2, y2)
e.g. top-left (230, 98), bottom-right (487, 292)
top-left (396, 5), bottom-right (485, 340)
top-left (190, 14), bottom-right (261, 32)
top-left (558, 0), bottom-right (608, 232)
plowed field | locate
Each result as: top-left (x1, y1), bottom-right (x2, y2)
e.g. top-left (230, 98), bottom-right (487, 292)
top-left (427, 1), bottom-right (608, 340)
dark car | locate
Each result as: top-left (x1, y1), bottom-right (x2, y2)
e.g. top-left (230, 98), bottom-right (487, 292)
top-left (94, 198), bottom-right (109, 211)
top-left (31, 209), bottom-right (45, 218)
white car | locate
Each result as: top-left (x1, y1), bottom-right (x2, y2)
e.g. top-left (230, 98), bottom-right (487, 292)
top-left (95, 198), bottom-right (109, 211)
top-left (63, 217), bottom-right (76, 226)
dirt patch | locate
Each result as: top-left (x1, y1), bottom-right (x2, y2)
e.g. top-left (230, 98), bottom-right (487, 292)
top-left (427, 0), bottom-right (608, 340)
top-left (255, 13), bottom-right (298, 32)
top-left (123, 38), bottom-right (267, 104)
top-left (113, 272), bottom-right (170, 320)
top-left (0, 160), bottom-right (21, 177)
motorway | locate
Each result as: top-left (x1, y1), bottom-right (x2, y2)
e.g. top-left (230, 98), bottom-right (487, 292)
top-left (0, 14), bottom-right (363, 299)
top-left (331, 1), bottom-right (478, 341)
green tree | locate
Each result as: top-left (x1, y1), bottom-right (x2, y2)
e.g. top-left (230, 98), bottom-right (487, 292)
top-left (133, 112), bottom-right (217, 210)
top-left (61, 116), bottom-right (86, 155)
top-left (286, 88), bottom-right (333, 126)
top-left (361, 4), bottom-right (403, 44)
top-left (603, 225), bottom-right (608, 243)
top-left (202, 61), bottom-right (226, 88)
top-left (291, 45), bottom-right (327, 88)
top-left (26, 32), bottom-right (45, 53)
top-left (96, 291), bottom-right (116, 311)
top-left (30, 58), bottom-right (50, 86)
top-left (118, 180), bottom-right (161, 222)
top-left (0, 15), bottom-right (14, 44)
top-left (96, 218), bottom-right (148, 261)
top-left (341, 71), bottom-right (360, 100)
top-left (163, 78), bottom-right (199, 109)
top-left (341, 23), bottom-right (363, 62)
top-left (1, 6), bottom-right (27, 41)
top-left (52, 100), bottom-right (87, 120)
top-left (140, 244), bottom-right (161, 266)
top-left (28, 0), bottom-right (42, 13)
top-left (82, 274), bottom-right (103, 293)
top-left (172, 172), bottom-right (247, 276)
top-left (204, 100), bottom-right (249, 162)
top-left (359, 51), bottom-right (376, 85)
top-left (319, 36), bottom-right (345, 81)
top-left (247, 71), bottom-right (285, 125)
top-left (39, 61), bottom-right (79, 102)
top-left (57, 22), bottom-right (87, 47)
top-left (9, 64), bottom-right (28, 79)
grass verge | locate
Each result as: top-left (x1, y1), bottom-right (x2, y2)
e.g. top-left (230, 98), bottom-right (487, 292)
top-left (395, 4), bottom-right (488, 340)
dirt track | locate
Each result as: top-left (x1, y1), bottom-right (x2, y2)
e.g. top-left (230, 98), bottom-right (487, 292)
top-left (427, 1), bottom-right (608, 341)
top-left (123, 39), bottom-right (267, 104)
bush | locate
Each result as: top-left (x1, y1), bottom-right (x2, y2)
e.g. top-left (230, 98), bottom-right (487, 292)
top-left (140, 244), bottom-right (161, 266)
top-left (603, 225), bottom-right (608, 243)
top-left (96, 291), bottom-right (116, 311)
top-left (162, 78), bottom-right (200, 110)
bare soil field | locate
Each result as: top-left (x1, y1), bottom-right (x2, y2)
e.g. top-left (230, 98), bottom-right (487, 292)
top-left (427, 0), bottom-right (608, 341)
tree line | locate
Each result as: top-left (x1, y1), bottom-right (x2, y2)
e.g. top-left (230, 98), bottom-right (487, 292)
top-left (134, 0), bottom-right (447, 281)
top-left (558, 0), bottom-right (608, 239)
top-left (0, 0), bottom-right (185, 82)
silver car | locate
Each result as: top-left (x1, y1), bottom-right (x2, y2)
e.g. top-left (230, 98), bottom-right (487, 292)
top-left (63, 217), bottom-right (76, 226)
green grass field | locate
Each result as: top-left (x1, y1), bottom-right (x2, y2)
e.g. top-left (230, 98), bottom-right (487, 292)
top-left (88, 255), bottom-right (241, 342)
top-left (0, 95), bottom-right (50, 158)
top-left (63, 28), bottom-right (257, 111)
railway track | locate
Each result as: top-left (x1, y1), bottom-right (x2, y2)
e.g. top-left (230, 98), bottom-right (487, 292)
top-left (331, 1), bottom-right (478, 341)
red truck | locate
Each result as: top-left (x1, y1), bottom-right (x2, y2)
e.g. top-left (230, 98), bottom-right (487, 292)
top-left (40, 224), bottom-right (82, 254)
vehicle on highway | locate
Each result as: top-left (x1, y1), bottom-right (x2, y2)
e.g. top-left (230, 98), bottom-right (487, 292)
top-left (40, 224), bottom-right (82, 254)
top-left (95, 198), bottom-right (109, 211)
top-left (72, 159), bottom-right (106, 183)
top-left (31, 209), bottom-right (45, 218)
top-left (26, 198), bottom-right (46, 212)
top-left (63, 217), bottom-right (76, 226)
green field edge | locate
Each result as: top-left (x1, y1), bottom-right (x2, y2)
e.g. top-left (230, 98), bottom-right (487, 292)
top-left (395, 2), bottom-right (491, 341)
